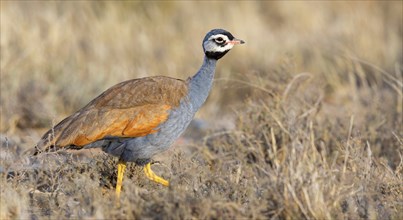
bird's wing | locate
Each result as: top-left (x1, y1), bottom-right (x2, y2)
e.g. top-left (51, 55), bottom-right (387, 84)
top-left (35, 76), bottom-right (188, 153)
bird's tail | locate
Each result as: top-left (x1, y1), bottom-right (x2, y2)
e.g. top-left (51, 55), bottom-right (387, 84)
top-left (33, 129), bottom-right (61, 155)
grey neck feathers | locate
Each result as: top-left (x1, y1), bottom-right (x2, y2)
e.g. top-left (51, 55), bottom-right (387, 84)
top-left (188, 56), bottom-right (217, 112)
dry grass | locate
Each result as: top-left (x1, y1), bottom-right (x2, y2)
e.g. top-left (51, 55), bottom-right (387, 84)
top-left (1, 1), bottom-right (402, 219)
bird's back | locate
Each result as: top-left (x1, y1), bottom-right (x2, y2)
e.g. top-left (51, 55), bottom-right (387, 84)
top-left (35, 76), bottom-right (189, 154)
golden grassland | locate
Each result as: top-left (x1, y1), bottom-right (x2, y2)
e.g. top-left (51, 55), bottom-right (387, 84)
top-left (1, 1), bottom-right (402, 219)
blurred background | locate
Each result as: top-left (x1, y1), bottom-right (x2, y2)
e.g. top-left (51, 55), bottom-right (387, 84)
top-left (1, 1), bottom-right (401, 140)
top-left (1, 1), bottom-right (402, 219)
top-left (0, 1), bottom-right (403, 146)
top-left (1, 1), bottom-right (402, 157)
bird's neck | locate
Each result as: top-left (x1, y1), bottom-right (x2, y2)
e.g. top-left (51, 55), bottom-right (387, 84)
top-left (188, 56), bottom-right (217, 111)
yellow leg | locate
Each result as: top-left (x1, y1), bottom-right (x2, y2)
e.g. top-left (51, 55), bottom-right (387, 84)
top-left (116, 160), bottom-right (127, 198)
top-left (144, 162), bottom-right (169, 186)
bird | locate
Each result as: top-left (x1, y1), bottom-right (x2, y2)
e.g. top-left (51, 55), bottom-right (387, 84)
top-left (34, 29), bottom-right (244, 198)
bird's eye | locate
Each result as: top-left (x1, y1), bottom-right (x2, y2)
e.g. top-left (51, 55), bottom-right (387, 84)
top-left (215, 37), bottom-right (225, 44)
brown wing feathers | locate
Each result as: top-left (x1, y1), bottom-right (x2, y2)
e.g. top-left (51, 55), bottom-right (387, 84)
top-left (62, 104), bottom-right (172, 146)
top-left (35, 76), bottom-right (188, 153)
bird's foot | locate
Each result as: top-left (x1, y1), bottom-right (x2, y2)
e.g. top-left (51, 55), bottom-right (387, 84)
top-left (116, 160), bottom-right (127, 199)
top-left (144, 162), bottom-right (169, 186)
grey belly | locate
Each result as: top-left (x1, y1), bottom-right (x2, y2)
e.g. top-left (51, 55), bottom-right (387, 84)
top-left (91, 100), bottom-right (195, 163)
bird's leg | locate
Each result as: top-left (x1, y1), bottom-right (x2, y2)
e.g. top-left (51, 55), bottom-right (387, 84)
top-left (116, 160), bottom-right (127, 198)
top-left (144, 162), bottom-right (169, 186)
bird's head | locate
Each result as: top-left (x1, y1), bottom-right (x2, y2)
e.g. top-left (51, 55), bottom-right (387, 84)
top-left (202, 29), bottom-right (245, 60)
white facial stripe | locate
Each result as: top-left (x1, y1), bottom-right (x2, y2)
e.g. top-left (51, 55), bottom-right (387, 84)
top-left (203, 40), bottom-right (234, 53)
top-left (208, 34), bottom-right (230, 42)
top-left (203, 34), bottom-right (234, 53)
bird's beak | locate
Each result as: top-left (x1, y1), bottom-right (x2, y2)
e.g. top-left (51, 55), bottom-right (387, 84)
top-left (229, 38), bottom-right (245, 45)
